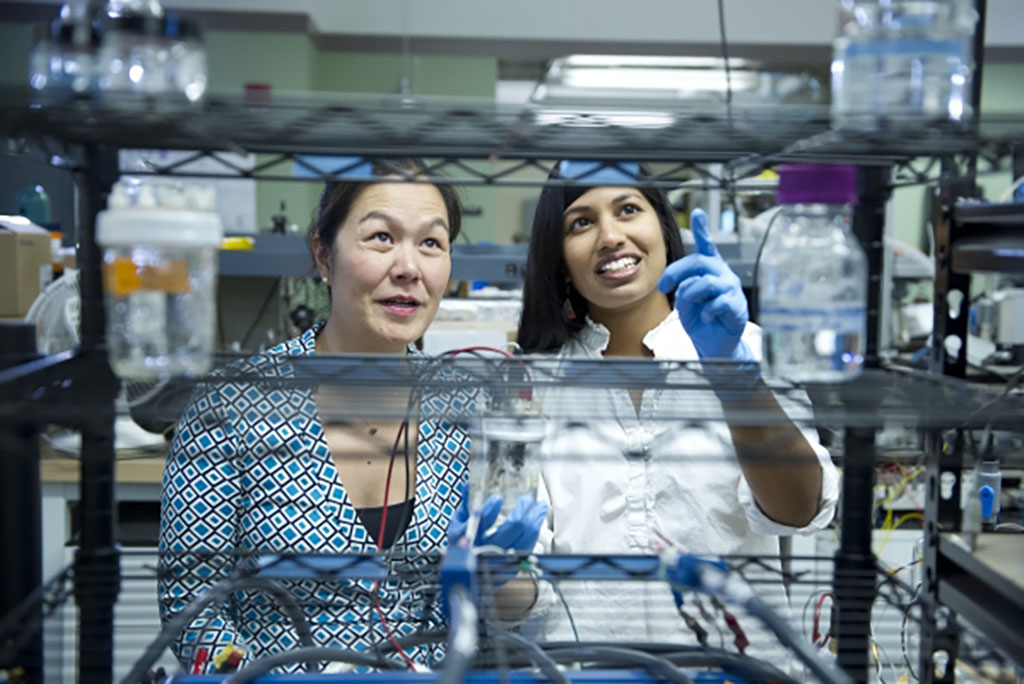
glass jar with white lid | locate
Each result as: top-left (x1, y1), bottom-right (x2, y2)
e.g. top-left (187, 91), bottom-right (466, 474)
top-left (97, 179), bottom-right (222, 379)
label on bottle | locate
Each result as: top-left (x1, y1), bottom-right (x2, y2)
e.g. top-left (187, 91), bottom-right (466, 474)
top-left (104, 257), bottom-right (140, 297)
top-left (843, 38), bottom-right (969, 60)
top-left (759, 305), bottom-right (866, 334)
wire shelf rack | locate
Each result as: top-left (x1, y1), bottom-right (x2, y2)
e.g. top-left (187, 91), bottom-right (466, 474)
top-left (5, 548), bottom-right (1020, 683)
top-left (4, 353), bottom-right (1021, 431)
top-left (3, 87), bottom-right (1023, 188)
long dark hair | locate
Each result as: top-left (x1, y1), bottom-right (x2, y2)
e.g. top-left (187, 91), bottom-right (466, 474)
top-left (517, 162), bottom-right (686, 354)
top-left (308, 158), bottom-right (463, 265)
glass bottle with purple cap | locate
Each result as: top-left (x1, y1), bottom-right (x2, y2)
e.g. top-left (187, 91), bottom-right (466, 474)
top-left (757, 164), bottom-right (867, 382)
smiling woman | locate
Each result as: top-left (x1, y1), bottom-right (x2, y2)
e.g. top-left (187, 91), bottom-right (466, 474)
top-left (516, 161), bottom-right (839, 657)
top-left (519, 162), bottom-right (685, 355)
top-left (310, 166), bottom-right (462, 355)
top-left (560, 186), bottom-right (676, 356)
top-left (158, 160), bottom-right (482, 674)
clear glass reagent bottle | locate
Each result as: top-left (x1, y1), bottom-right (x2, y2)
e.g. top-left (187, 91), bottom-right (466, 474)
top-left (758, 164), bottom-right (868, 382)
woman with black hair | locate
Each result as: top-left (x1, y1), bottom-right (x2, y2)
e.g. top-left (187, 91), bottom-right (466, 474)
top-left (518, 161), bottom-right (839, 655)
top-left (159, 159), bottom-right (545, 674)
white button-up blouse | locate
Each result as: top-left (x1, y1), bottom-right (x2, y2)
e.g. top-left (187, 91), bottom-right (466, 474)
top-left (528, 311), bottom-right (840, 661)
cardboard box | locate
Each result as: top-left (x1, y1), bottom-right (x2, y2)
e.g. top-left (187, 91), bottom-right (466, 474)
top-left (0, 217), bottom-right (53, 317)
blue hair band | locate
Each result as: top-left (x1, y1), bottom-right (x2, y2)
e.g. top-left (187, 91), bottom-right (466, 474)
top-left (557, 160), bottom-right (641, 184)
top-left (293, 155), bottom-right (375, 180)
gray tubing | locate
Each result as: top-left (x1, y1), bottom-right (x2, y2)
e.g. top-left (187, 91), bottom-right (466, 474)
top-left (121, 575), bottom-right (316, 683)
top-left (226, 646), bottom-right (386, 684)
top-left (544, 645), bottom-right (694, 684)
top-left (541, 643), bottom-right (795, 683)
top-left (495, 631), bottom-right (570, 684)
top-left (745, 596), bottom-right (855, 684)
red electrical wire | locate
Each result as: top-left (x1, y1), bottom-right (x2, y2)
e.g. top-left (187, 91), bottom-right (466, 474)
top-left (371, 343), bottom-right (516, 669)
top-left (443, 345), bottom-right (514, 357)
top-left (377, 420), bottom-right (407, 557)
top-left (373, 419), bottom-right (418, 671)
top-left (443, 345), bottom-right (533, 398)
top-left (812, 592), bottom-right (835, 648)
top-left (721, 608), bottom-right (749, 654)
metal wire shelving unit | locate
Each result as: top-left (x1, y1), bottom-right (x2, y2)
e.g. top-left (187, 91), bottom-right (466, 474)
top-left (1, 17), bottom-right (1024, 681)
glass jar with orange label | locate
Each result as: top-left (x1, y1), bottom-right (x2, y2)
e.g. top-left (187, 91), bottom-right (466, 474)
top-left (97, 179), bottom-right (222, 379)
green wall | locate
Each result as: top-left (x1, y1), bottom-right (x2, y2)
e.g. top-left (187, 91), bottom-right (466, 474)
top-left (0, 22), bottom-right (32, 87)
top-left (310, 51), bottom-right (499, 243)
top-left (201, 37), bottom-right (500, 241)
top-left (313, 52), bottom-right (496, 96)
top-left (204, 29), bottom-right (319, 233)
top-left (889, 61), bottom-right (1024, 252)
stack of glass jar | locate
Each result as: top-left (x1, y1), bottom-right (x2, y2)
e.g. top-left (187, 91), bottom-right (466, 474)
top-left (831, 0), bottom-right (979, 129)
top-left (97, 178), bottom-right (222, 379)
top-left (29, 0), bottom-right (208, 104)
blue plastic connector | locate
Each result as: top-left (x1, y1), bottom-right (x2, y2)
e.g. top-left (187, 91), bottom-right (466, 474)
top-left (665, 553), bottom-right (729, 591)
top-left (440, 539), bottom-right (477, 621)
top-left (979, 485), bottom-right (995, 521)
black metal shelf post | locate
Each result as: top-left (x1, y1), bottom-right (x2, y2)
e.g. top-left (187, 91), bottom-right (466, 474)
top-left (0, 322), bottom-right (43, 684)
top-left (833, 165), bottom-right (892, 681)
top-left (73, 144), bottom-right (122, 684)
top-left (919, 0), bottom-right (990, 680)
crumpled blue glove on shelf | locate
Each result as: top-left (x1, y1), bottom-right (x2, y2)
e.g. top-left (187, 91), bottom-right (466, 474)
top-left (657, 208), bottom-right (761, 403)
top-left (448, 483), bottom-right (548, 587)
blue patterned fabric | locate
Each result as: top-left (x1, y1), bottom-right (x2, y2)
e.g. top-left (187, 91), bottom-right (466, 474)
top-left (158, 324), bottom-right (474, 672)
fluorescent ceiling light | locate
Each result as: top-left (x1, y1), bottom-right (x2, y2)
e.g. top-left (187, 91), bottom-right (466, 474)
top-left (531, 55), bottom-right (823, 107)
top-left (532, 109), bottom-right (676, 129)
top-left (557, 67), bottom-right (757, 92)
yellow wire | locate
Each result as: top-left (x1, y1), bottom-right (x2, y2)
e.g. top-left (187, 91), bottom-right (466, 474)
top-left (877, 512), bottom-right (925, 556)
top-left (841, 464), bottom-right (925, 553)
top-left (894, 512), bottom-right (924, 527)
top-left (875, 466), bottom-right (925, 557)
top-left (887, 557), bottom-right (922, 576)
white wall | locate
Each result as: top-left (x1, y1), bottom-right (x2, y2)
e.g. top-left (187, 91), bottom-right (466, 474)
top-left (14, 0), bottom-right (1024, 50)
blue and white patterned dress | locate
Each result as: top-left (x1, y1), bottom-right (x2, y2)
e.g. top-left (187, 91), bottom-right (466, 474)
top-left (158, 324), bottom-right (475, 672)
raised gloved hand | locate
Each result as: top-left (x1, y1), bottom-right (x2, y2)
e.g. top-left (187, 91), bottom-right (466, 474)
top-left (448, 488), bottom-right (547, 552)
top-left (448, 483), bottom-right (548, 587)
top-left (658, 208), bottom-right (760, 401)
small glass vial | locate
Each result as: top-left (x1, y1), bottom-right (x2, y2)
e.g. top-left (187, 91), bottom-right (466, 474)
top-left (831, 0), bottom-right (979, 130)
top-left (471, 405), bottom-right (545, 516)
top-left (29, 8), bottom-right (102, 100)
top-left (97, 12), bottom-right (167, 97)
top-left (758, 164), bottom-right (867, 382)
top-left (164, 15), bottom-right (207, 102)
top-left (97, 179), bottom-right (222, 379)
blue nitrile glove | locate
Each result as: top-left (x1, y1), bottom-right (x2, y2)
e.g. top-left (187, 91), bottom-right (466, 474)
top-left (658, 209), bottom-right (760, 401)
top-left (447, 483), bottom-right (503, 547)
top-left (448, 483), bottom-right (548, 587)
